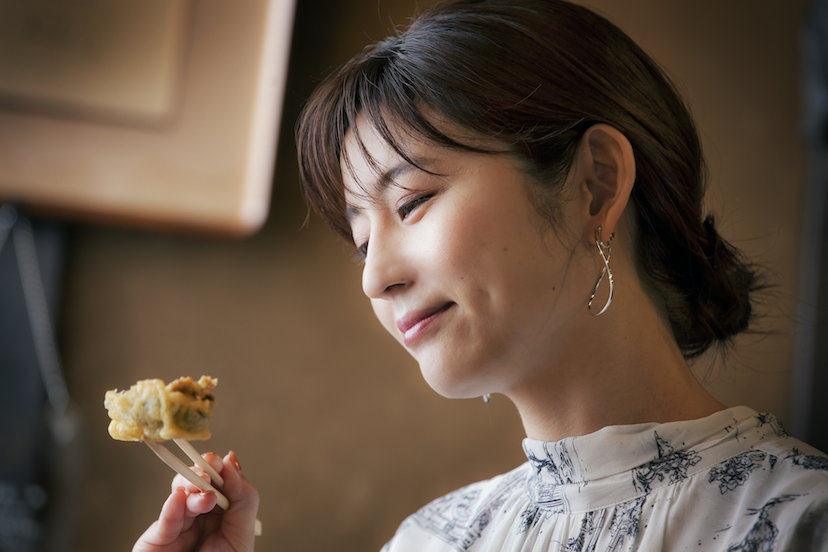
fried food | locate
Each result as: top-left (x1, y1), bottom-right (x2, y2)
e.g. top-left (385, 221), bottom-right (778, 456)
top-left (104, 376), bottom-right (217, 442)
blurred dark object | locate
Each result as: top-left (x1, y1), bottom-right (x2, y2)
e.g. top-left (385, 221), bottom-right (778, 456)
top-left (794, 0), bottom-right (828, 451)
top-left (0, 205), bottom-right (80, 552)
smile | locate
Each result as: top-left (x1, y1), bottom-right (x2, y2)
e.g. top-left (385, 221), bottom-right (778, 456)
top-left (396, 303), bottom-right (454, 347)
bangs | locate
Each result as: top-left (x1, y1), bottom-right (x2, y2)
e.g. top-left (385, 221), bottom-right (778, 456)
top-left (296, 0), bottom-right (604, 244)
top-left (296, 36), bottom-right (495, 242)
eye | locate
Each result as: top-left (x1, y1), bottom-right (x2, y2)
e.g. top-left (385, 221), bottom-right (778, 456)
top-left (397, 193), bottom-right (435, 220)
top-left (352, 241), bottom-right (368, 263)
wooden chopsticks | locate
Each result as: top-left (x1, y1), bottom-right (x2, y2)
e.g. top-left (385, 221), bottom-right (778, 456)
top-left (142, 438), bottom-right (262, 536)
top-left (142, 437), bottom-right (230, 510)
top-left (173, 438), bottom-right (225, 488)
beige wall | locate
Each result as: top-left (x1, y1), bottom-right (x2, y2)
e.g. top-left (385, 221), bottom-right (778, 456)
top-left (62, 1), bottom-right (810, 550)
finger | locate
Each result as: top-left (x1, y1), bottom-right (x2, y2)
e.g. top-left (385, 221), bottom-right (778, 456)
top-left (154, 487), bottom-right (188, 542)
top-left (170, 466), bottom-right (211, 494)
top-left (203, 452), bottom-right (223, 479)
top-left (221, 451), bottom-right (257, 506)
top-left (133, 486), bottom-right (211, 552)
top-left (133, 487), bottom-right (197, 551)
top-left (152, 487), bottom-right (216, 537)
top-left (185, 490), bottom-right (218, 515)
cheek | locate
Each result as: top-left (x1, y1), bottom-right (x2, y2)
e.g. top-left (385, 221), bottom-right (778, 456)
top-left (370, 299), bottom-right (400, 341)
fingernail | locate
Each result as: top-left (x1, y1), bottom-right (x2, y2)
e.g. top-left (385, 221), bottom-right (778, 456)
top-left (229, 450), bottom-right (242, 473)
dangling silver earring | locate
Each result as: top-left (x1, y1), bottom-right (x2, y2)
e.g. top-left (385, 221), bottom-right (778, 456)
top-left (482, 394), bottom-right (491, 404)
top-left (587, 226), bottom-right (615, 316)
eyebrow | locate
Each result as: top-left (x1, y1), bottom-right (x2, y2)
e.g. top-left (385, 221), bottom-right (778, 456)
top-left (345, 161), bottom-right (420, 222)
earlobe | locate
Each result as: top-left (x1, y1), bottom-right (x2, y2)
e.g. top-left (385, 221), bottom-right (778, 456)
top-left (576, 124), bottom-right (636, 239)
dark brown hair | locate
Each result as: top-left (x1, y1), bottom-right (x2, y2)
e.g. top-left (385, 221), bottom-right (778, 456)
top-left (295, 0), bottom-right (760, 358)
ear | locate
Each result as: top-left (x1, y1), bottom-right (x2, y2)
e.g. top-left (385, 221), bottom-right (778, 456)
top-left (573, 124), bottom-right (635, 242)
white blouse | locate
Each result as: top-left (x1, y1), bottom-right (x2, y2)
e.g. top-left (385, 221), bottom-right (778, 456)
top-left (382, 406), bottom-right (828, 551)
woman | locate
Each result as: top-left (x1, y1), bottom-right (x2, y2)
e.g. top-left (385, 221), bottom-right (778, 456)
top-left (134, 1), bottom-right (828, 550)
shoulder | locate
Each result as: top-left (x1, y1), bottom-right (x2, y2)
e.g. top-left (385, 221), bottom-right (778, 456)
top-left (712, 430), bottom-right (828, 551)
top-left (750, 433), bottom-right (828, 491)
top-left (381, 463), bottom-right (531, 552)
top-left (703, 411), bottom-right (828, 493)
top-left (786, 495), bottom-right (828, 552)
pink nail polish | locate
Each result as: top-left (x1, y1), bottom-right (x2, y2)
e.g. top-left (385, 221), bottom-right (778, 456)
top-left (229, 450), bottom-right (242, 473)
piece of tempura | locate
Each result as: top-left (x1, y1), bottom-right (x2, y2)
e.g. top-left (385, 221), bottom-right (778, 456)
top-left (104, 376), bottom-right (217, 441)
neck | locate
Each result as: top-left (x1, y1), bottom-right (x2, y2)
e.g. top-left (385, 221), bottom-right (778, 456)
top-left (505, 263), bottom-right (725, 442)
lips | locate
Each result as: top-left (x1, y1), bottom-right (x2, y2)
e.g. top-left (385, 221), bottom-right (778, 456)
top-left (396, 303), bottom-right (454, 347)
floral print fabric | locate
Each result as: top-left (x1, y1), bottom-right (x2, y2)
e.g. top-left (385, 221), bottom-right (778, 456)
top-left (382, 407), bottom-right (828, 551)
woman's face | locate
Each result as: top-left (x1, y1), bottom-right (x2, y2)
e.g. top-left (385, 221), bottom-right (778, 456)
top-left (342, 120), bottom-right (592, 400)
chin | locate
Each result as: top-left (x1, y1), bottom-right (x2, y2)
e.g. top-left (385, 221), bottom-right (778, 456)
top-left (417, 359), bottom-right (484, 400)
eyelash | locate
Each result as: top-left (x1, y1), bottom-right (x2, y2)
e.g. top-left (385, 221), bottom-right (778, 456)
top-left (352, 241), bottom-right (369, 263)
top-left (351, 192), bottom-right (436, 262)
top-left (397, 193), bottom-right (435, 220)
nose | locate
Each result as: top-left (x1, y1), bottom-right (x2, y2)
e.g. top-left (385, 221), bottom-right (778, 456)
top-left (361, 230), bottom-right (410, 299)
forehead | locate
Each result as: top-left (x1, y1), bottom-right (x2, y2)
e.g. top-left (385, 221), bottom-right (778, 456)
top-left (340, 116), bottom-right (433, 205)
top-left (339, 113), bottom-right (514, 213)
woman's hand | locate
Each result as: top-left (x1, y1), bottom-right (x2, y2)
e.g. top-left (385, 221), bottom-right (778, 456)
top-left (133, 450), bottom-right (259, 552)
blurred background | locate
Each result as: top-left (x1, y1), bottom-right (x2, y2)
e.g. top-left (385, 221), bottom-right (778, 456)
top-left (1, 0), bottom-right (826, 550)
